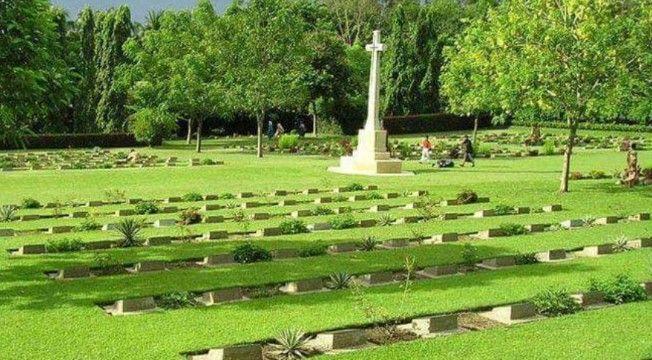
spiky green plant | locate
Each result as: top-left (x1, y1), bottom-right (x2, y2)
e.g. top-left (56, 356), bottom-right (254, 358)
top-left (358, 236), bottom-right (378, 251)
top-left (115, 218), bottom-right (143, 247)
top-left (267, 329), bottom-right (315, 360)
top-left (377, 214), bottom-right (394, 226)
top-left (327, 272), bottom-right (352, 290)
top-left (0, 205), bottom-right (16, 222)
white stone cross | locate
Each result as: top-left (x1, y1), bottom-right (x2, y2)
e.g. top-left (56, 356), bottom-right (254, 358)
top-left (364, 30), bottom-right (385, 131)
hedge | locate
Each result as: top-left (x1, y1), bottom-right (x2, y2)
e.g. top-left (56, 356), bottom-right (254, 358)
top-left (511, 120), bottom-right (652, 133)
top-left (382, 113), bottom-right (491, 135)
top-left (1, 133), bottom-right (143, 150)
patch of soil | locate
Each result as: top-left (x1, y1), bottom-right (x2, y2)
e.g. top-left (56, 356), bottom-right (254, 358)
top-left (93, 267), bottom-right (129, 276)
top-left (458, 312), bottom-right (505, 331)
top-left (365, 326), bottom-right (418, 345)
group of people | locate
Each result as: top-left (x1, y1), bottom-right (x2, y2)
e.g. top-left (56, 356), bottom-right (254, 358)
top-left (420, 134), bottom-right (475, 167)
top-left (267, 119), bottom-right (308, 139)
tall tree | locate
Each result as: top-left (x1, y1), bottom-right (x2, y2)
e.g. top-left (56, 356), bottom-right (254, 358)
top-left (442, 0), bottom-right (652, 192)
top-left (322, 0), bottom-right (382, 45)
top-left (74, 6), bottom-right (97, 132)
top-left (224, 0), bottom-right (311, 158)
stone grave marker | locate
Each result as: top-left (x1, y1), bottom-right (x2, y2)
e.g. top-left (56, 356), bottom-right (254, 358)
top-left (199, 344), bottom-right (263, 360)
top-left (0, 229), bottom-right (15, 237)
top-left (334, 207), bottom-right (351, 214)
top-left (204, 231), bottom-right (228, 240)
top-left (314, 197), bottom-right (332, 204)
top-left (440, 199), bottom-right (459, 206)
top-left (411, 190), bottom-right (427, 197)
top-left (481, 303), bottom-right (536, 324)
top-left (369, 205), bottom-right (390, 212)
top-left (307, 223), bottom-right (331, 231)
top-left (270, 190), bottom-right (288, 196)
top-left (358, 219), bottom-right (377, 228)
top-left (382, 239), bottom-right (409, 248)
top-left (560, 219), bottom-right (584, 229)
top-left (203, 216), bottom-right (224, 224)
top-left (126, 198), bottom-right (142, 205)
top-left (291, 210), bottom-right (312, 218)
top-left (240, 202), bottom-right (260, 209)
top-left (249, 213), bottom-right (270, 220)
top-left (642, 282), bottom-right (652, 296)
top-left (160, 206), bottom-right (179, 214)
top-left (580, 244), bottom-right (613, 257)
top-left (383, 192), bottom-right (399, 199)
top-left (154, 219), bottom-right (176, 228)
top-left (145, 236), bottom-right (172, 246)
top-left (56, 266), bottom-right (91, 280)
top-left (418, 264), bottom-right (458, 278)
top-left (203, 195), bottom-right (219, 201)
top-left (473, 209), bottom-right (495, 218)
top-left (439, 213), bottom-right (457, 220)
top-left (535, 249), bottom-right (566, 262)
top-left (16, 244), bottom-right (46, 255)
top-left (480, 256), bottom-right (516, 269)
top-left (256, 227), bottom-right (282, 237)
top-left (629, 213), bottom-right (650, 221)
top-left (543, 204), bottom-right (562, 212)
top-left (359, 271), bottom-right (394, 285)
top-left (348, 195), bottom-right (366, 202)
top-left (272, 248), bottom-right (299, 259)
top-left (312, 329), bottom-right (366, 350)
top-left (278, 199), bottom-right (297, 206)
top-left (200, 254), bottom-right (235, 266)
top-left (102, 223), bottom-right (118, 231)
top-left (134, 261), bottom-right (166, 272)
top-left (328, 243), bottom-right (358, 253)
top-left (237, 192), bottom-right (254, 199)
top-left (365, 185), bottom-right (378, 190)
top-left (411, 314), bottom-right (458, 335)
top-left (303, 188), bottom-right (319, 195)
top-left (626, 238), bottom-right (652, 249)
top-left (514, 207), bottom-right (530, 214)
top-left (201, 204), bottom-right (222, 211)
top-left (571, 291), bottom-right (605, 307)
top-left (594, 216), bottom-right (619, 225)
top-left (84, 240), bottom-right (116, 250)
top-left (164, 197), bottom-right (182, 203)
top-left (525, 224), bottom-right (547, 232)
top-left (201, 288), bottom-right (244, 305)
top-left (109, 297), bottom-right (157, 315)
top-left (68, 211), bottom-right (89, 218)
top-left (20, 215), bottom-right (41, 221)
top-left (280, 278), bottom-right (324, 294)
top-left (115, 209), bottom-right (135, 217)
top-left (86, 201), bottom-right (104, 207)
top-left (395, 216), bottom-right (420, 224)
top-left (477, 229), bottom-right (504, 239)
top-left (48, 226), bottom-right (74, 234)
top-left (403, 202), bottom-right (423, 210)
top-left (424, 233), bottom-right (459, 244)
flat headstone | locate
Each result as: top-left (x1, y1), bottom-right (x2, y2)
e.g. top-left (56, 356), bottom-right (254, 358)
top-left (642, 282), bottom-right (652, 296)
top-left (134, 261), bottom-right (166, 272)
top-left (482, 303), bottom-right (536, 324)
top-left (154, 219), bottom-right (176, 228)
top-left (481, 256), bottom-right (516, 269)
top-left (48, 226), bottom-right (74, 234)
top-left (204, 231), bottom-right (228, 240)
top-left (272, 248), bottom-right (299, 259)
top-left (291, 210), bottom-right (312, 218)
top-left (86, 201), bottom-right (104, 207)
top-left (411, 190), bottom-right (427, 197)
top-left (307, 223), bottom-right (331, 231)
top-left (237, 192), bottom-right (254, 199)
top-left (314, 197), bottom-right (332, 204)
top-left (278, 199), bottom-right (297, 206)
top-left (594, 216), bottom-right (619, 225)
top-left (240, 202), bottom-right (260, 209)
top-left (395, 216), bottom-right (420, 224)
top-left (84, 240), bottom-right (116, 250)
top-left (425, 233), bottom-right (458, 244)
top-left (411, 314), bottom-right (458, 335)
top-left (365, 185), bottom-right (378, 191)
top-left (115, 209), bottom-right (135, 217)
top-left (201, 254), bottom-right (235, 266)
top-left (359, 271), bottom-right (394, 285)
top-left (202, 204), bottom-right (222, 211)
top-left (126, 198), bottom-right (142, 205)
top-left (514, 207), bottom-right (530, 214)
top-left (580, 244), bottom-right (613, 257)
top-left (560, 219), bottom-right (584, 229)
top-left (332, 187), bottom-right (348, 193)
top-left (280, 278), bottom-right (324, 293)
top-left (535, 249), bottom-right (567, 262)
top-left (145, 236), bottom-right (172, 246)
top-left (543, 204), bottom-right (562, 212)
top-left (369, 205), bottom-right (390, 212)
top-left (439, 213), bottom-right (457, 220)
top-left (201, 288), bottom-right (244, 305)
top-left (383, 192), bottom-right (399, 199)
top-left (348, 195), bottom-right (366, 202)
top-left (56, 266), bottom-right (90, 279)
top-left (249, 213), bottom-right (270, 220)
top-left (526, 224), bottom-right (547, 232)
top-left (16, 244), bottom-right (46, 255)
top-left (20, 215), bottom-right (41, 221)
top-left (203, 215), bottom-right (224, 224)
top-left (302, 188), bottom-right (319, 195)
top-left (160, 206), bottom-right (178, 213)
top-left (440, 199), bottom-right (459, 206)
top-left (418, 264), bottom-right (458, 278)
top-left (201, 344), bottom-right (262, 360)
top-left (102, 223), bottom-right (118, 231)
top-left (164, 197), bottom-right (182, 203)
top-left (328, 243), bottom-right (358, 253)
top-left (358, 219), bottom-right (377, 228)
top-left (256, 227), bottom-right (282, 237)
top-left (334, 207), bottom-right (351, 214)
top-left (382, 239), bottom-right (409, 248)
top-left (68, 211), bottom-right (88, 218)
top-left (571, 291), bottom-right (605, 307)
top-left (403, 202), bottom-right (423, 210)
top-left (626, 238), bottom-right (652, 249)
top-left (312, 329), bottom-right (366, 350)
top-left (203, 195), bottom-right (219, 201)
top-left (270, 190), bottom-right (288, 196)
top-left (110, 297), bottom-right (156, 315)
top-left (477, 229), bottom-right (504, 239)
top-left (473, 209), bottom-right (495, 218)
top-left (0, 229), bottom-right (16, 237)
top-left (629, 213), bottom-right (650, 221)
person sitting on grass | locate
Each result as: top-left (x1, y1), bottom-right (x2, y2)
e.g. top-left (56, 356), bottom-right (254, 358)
top-left (420, 135), bottom-right (433, 163)
top-left (126, 149), bottom-right (140, 163)
top-left (460, 135), bottom-right (475, 167)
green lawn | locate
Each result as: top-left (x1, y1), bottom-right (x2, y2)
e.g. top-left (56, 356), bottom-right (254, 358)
top-left (0, 127), bottom-right (650, 359)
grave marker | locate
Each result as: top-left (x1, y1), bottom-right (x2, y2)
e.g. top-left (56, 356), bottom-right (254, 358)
top-left (543, 204), bottom-right (562, 212)
top-left (629, 213), bottom-right (650, 221)
top-left (134, 261), bottom-right (166, 272)
top-left (249, 213), bottom-right (270, 220)
top-left (154, 219), bottom-right (176, 228)
top-left (514, 207), bottom-right (530, 214)
top-left (16, 244), bottom-right (46, 255)
top-left (240, 202), bottom-right (260, 209)
top-left (358, 219), bottom-right (377, 228)
top-left (237, 192), bottom-right (254, 199)
top-left (145, 236), bottom-right (172, 246)
top-left (425, 233), bottom-right (458, 244)
top-left (369, 205), bottom-right (390, 212)
top-left (115, 209), bottom-right (135, 217)
top-left (164, 197), bottom-right (182, 203)
top-left (84, 240), bottom-right (116, 250)
top-left (411, 314), bottom-right (458, 335)
top-left (312, 329), bottom-right (366, 350)
top-left (383, 192), bottom-right (399, 199)
top-left (204, 216), bottom-right (224, 224)
top-left (204, 231), bottom-right (228, 240)
top-left (270, 190), bottom-right (288, 196)
top-left (19, 214), bottom-right (40, 222)
top-left (256, 227), bottom-right (282, 237)
top-left (56, 266), bottom-right (91, 279)
top-left (480, 256), bottom-right (516, 269)
top-left (571, 291), bottom-right (605, 307)
top-left (109, 297), bottom-right (157, 315)
top-left (201, 204), bottom-right (222, 211)
top-left (626, 238), bottom-right (652, 249)
top-left (328, 243), bottom-right (358, 253)
top-left (477, 229), bottom-right (504, 239)
top-left (280, 278), bottom-right (324, 293)
top-left (418, 264), bottom-right (458, 278)
top-left (482, 303), bottom-right (536, 324)
top-left (348, 195), bottom-right (366, 202)
top-left (580, 244), bottom-right (613, 257)
top-left (272, 248), bottom-right (299, 259)
top-left (440, 199), bottom-right (459, 206)
top-left (201, 288), bottom-right (244, 305)
top-left (594, 216), bottom-right (619, 225)
top-left (560, 219), bottom-right (584, 229)
top-left (278, 200), bottom-right (297, 206)
top-left (382, 239), bottom-right (409, 248)
top-left (48, 226), bottom-right (74, 234)
top-left (291, 210), bottom-right (311, 218)
top-left (0, 229), bottom-right (15, 237)
top-left (69, 211), bottom-right (89, 218)
top-left (203, 195), bottom-right (219, 201)
top-left (200, 254), bottom-right (236, 266)
top-left (314, 197), bottom-right (332, 204)
top-left (526, 224), bottom-right (547, 232)
top-left (359, 271), bottom-right (394, 285)
top-left (200, 344), bottom-right (263, 360)
top-left (307, 223), bottom-right (331, 231)
top-left (473, 209), bottom-right (495, 218)
top-left (535, 249), bottom-right (566, 262)
top-left (302, 188), bottom-right (319, 195)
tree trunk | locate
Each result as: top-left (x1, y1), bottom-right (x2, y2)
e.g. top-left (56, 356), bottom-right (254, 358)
top-left (195, 119), bottom-right (203, 153)
top-left (472, 117), bottom-right (479, 144)
top-left (310, 101), bottom-right (317, 137)
top-left (256, 112), bottom-right (264, 158)
top-left (186, 119), bottom-right (193, 145)
top-left (559, 120), bottom-right (577, 193)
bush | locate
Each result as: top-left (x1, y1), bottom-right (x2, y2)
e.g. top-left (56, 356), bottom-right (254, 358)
top-left (182, 192), bottom-right (203, 202)
top-left (570, 171), bottom-right (584, 180)
top-left (278, 134), bottom-right (300, 151)
top-left (329, 214), bottom-right (357, 230)
top-left (515, 253), bottom-right (539, 265)
top-left (541, 140), bottom-right (556, 155)
top-left (383, 113), bottom-right (490, 134)
top-left (21, 198), bottom-right (41, 209)
top-left (76, 218), bottom-right (101, 232)
top-left (312, 206), bottom-right (334, 216)
top-left (475, 142), bottom-right (492, 157)
top-left (377, 214), bottom-right (394, 226)
top-left (298, 243), bottom-right (328, 257)
top-left (358, 236), bottom-right (378, 251)
top-left (157, 291), bottom-right (197, 309)
top-left (345, 183), bottom-right (365, 191)
top-left (268, 329), bottom-right (316, 360)
top-left (532, 288), bottom-right (580, 316)
top-left (201, 158), bottom-right (216, 165)
top-left (129, 108), bottom-right (177, 146)
top-left (220, 192), bottom-right (235, 199)
top-left (327, 272), bottom-right (353, 289)
top-left (232, 243), bottom-right (272, 264)
top-left (367, 191), bottom-right (383, 200)
top-left (456, 189), bottom-right (478, 204)
top-left (499, 223), bottom-right (528, 236)
top-left (494, 204), bottom-right (515, 216)
top-left (279, 219), bottom-right (309, 235)
top-left (461, 243), bottom-right (478, 267)
top-left (0, 205), bottom-right (16, 222)
top-left (46, 238), bottom-right (84, 253)
top-left (134, 201), bottom-right (159, 215)
top-left (115, 218), bottom-right (143, 247)
top-left (589, 274), bottom-right (647, 304)
top-left (1, 133), bottom-right (142, 150)
top-left (179, 207), bottom-right (202, 225)
top-left (588, 170), bottom-right (607, 179)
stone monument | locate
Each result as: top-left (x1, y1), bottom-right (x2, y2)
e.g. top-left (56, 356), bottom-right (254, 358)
top-left (328, 30), bottom-right (411, 176)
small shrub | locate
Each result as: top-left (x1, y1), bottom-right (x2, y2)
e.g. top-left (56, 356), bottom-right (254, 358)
top-left (345, 183), bottom-right (365, 191)
top-left (581, 215), bottom-right (596, 227)
top-left (378, 214), bottom-right (394, 226)
top-left (179, 207), bottom-right (202, 225)
top-left (589, 170), bottom-right (607, 179)
top-left (461, 243), bottom-right (478, 268)
top-left (45, 238), bottom-right (85, 253)
top-left (358, 236), bottom-right (378, 251)
top-left (278, 134), bottom-right (300, 151)
top-left (589, 274), bottom-right (647, 304)
top-left (327, 272), bottom-right (353, 290)
top-left (182, 192), bottom-right (203, 202)
top-left (333, 194), bottom-right (347, 202)
top-left (456, 189), bottom-right (478, 204)
top-left (312, 206), bottom-right (334, 216)
top-left (129, 107), bottom-right (177, 146)
top-left (76, 218), bottom-right (101, 231)
top-left (336, 206), bottom-right (352, 214)
top-left (220, 192), bottom-right (235, 199)
top-left (279, 219), bottom-right (309, 235)
top-left (570, 171), bottom-right (584, 180)
top-left (93, 252), bottom-right (120, 271)
top-left (542, 140), bottom-right (556, 155)
top-left (267, 329), bottom-right (316, 360)
top-left (298, 243), bottom-right (328, 257)
top-left (367, 191), bottom-right (383, 200)
top-left (515, 252), bottom-right (539, 265)
top-left (157, 291), bottom-right (197, 309)
top-left (0, 205), bottom-right (16, 222)
top-left (115, 218), bottom-right (143, 247)
top-left (232, 243), bottom-right (272, 264)
top-left (134, 201), bottom-right (159, 215)
top-left (494, 204), bottom-right (515, 216)
top-left (201, 158), bottom-right (215, 165)
top-left (613, 235), bottom-right (632, 253)
top-left (499, 223), bottom-right (528, 236)
top-left (532, 288), bottom-right (580, 316)
top-left (21, 198), bottom-right (41, 209)
top-left (475, 142), bottom-right (492, 157)
top-left (329, 214), bottom-right (357, 230)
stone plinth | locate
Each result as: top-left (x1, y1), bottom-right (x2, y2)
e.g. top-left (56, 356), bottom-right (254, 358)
top-left (481, 303), bottom-right (536, 324)
top-left (280, 278), bottom-right (324, 294)
top-left (411, 314), bottom-right (458, 335)
top-left (535, 249), bottom-right (567, 262)
top-left (201, 254), bottom-right (235, 266)
top-left (200, 344), bottom-right (262, 360)
top-left (201, 288), bottom-right (244, 305)
top-left (312, 329), bottom-right (366, 350)
top-left (109, 297), bottom-right (156, 315)
top-left (418, 265), bottom-right (458, 278)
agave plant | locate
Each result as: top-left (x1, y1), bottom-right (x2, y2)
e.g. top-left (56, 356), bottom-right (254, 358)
top-left (327, 272), bottom-right (352, 290)
top-left (115, 218), bottom-right (143, 247)
top-left (0, 205), bottom-right (16, 222)
top-left (613, 235), bottom-right (631, 253)
top-left (358, 236), bottom-right (378, 251)
top-left (267, 329), bottom-right (315, 360)
top-left (377, 214), bottom-right (394, 227)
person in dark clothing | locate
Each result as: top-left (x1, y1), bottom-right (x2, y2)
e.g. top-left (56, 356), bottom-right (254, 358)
top-left (460, 135), bottom-right (475, 167)
top-left (267, 119), bottom-right (274, 140)
top-left (298, 119), bottom-right (307, 137)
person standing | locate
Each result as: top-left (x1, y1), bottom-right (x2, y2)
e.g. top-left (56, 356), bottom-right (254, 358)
top-left (460, 135), bottom-right (475, 167)
top-left (275, 122), bottom-right (285, 138)
top-left (420, 135), bottom-right (433, 163)
top-left (267, 119), bottom-right (274, 140)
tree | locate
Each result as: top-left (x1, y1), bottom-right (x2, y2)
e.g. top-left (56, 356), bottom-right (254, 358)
top-left (223, 0), bottom-right (311, 158)
top-left (442, 0), bottom-right (652, 192)
top-left (322, 0), bottom-right (382, 45)
top-left (74, 6), bottom-right (97, 133)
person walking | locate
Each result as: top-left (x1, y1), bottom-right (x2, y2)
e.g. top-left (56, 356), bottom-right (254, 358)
top-left (420, 135), bottom-right (433, 163)
top-left (460, 135), bottom-right (475, 167)
top-left (274, 122), bottom-right (285, 138)
top-left (266, 119), bottom-right (274, 140)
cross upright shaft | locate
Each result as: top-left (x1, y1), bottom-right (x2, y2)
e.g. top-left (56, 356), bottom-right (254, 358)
top-left (365, 30), bottom-right (385, 131)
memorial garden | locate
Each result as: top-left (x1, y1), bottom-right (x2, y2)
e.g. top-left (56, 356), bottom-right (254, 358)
top-left (1, 0), bottom-right (650, 359)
